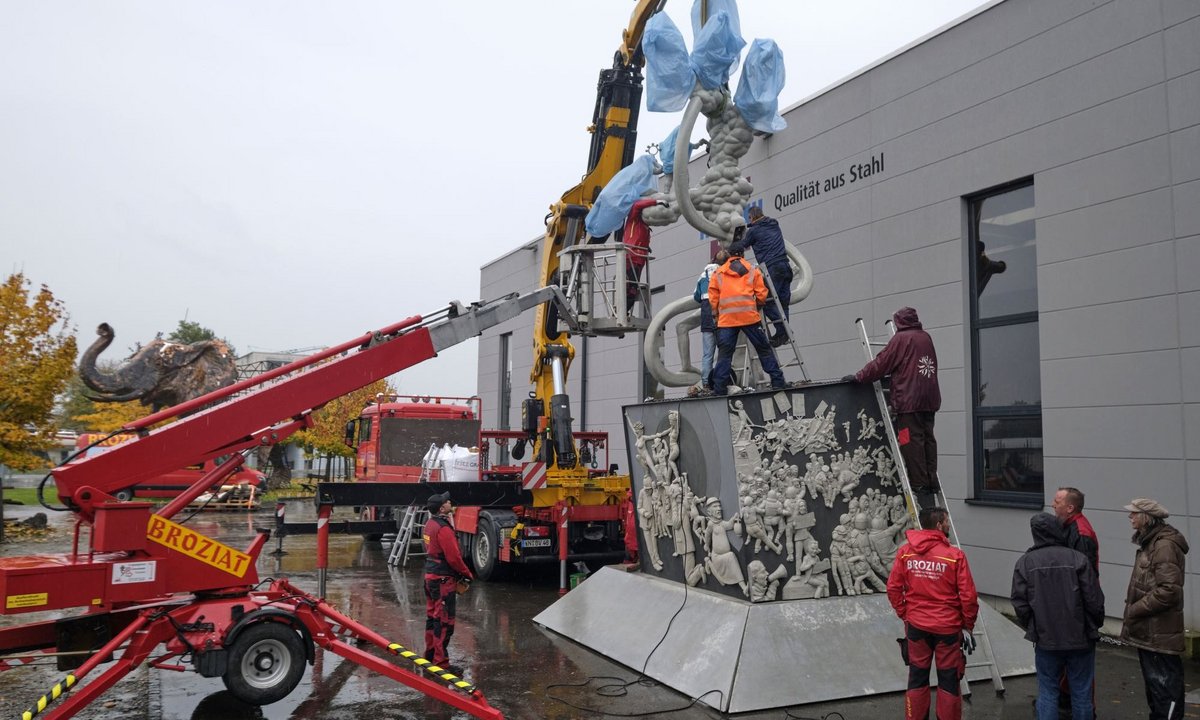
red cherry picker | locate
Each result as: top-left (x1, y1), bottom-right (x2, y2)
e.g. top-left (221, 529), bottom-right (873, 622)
top-left (0, 289), bottom-right (562, 720)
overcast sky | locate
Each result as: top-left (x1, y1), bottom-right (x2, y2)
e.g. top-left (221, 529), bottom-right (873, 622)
top-left (2, 0), bottom-right (988, 398)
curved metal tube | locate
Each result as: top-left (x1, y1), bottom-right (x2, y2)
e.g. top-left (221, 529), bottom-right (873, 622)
top-left (672, 95), bottom-right (726, 242)
top-left (643, 295), bottom-right (705, 387)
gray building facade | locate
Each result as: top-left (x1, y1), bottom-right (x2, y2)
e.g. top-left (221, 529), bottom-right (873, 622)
top-left (478, 0), bottom-right (1200, 623)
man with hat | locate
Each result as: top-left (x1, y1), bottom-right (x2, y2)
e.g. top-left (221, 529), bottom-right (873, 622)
top-left (707, 241), bottom-right (787, 396)
top-left (1122, 498), bottom-right (1189, 720)
top-left (422, 491), bottom-right (472, 671)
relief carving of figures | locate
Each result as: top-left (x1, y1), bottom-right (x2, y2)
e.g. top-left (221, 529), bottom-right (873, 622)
top-left (700, 497), bottom-right (744, 592)
top-left (738, 496), bottom-right (783, 555)
top-left (747, 560), bottom-right (789, 602)
top-left (856, 408), bottom-right (883, 441)
top-left (638, 483), bottom-right (664, 571)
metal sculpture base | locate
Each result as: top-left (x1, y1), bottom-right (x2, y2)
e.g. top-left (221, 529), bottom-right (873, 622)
top-left (534, 567), bottom-right (1034, 713)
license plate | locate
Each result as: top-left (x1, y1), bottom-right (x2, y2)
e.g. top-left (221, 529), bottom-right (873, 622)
top-left (523, 539), bottom-right (551, 548)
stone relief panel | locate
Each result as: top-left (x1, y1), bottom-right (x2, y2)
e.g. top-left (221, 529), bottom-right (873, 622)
top-left (624, 382), bottom-right (910, 603)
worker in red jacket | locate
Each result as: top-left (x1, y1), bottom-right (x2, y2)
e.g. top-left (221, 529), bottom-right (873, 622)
top-left (845, 306), bottom-right (941, 503)
top-left (623, 197), bottom-right (661, 309)
top-left (422, 491), bottom-right (472, 670)
top-left (887, 507), bottom-right (979, 720)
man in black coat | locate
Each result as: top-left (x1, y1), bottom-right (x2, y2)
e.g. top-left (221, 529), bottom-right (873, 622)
top-left (1012, 513), bottom-right (1105, 720)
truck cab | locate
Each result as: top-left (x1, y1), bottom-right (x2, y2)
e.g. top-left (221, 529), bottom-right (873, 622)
top-left (345, 395), bottom-right (482, 483)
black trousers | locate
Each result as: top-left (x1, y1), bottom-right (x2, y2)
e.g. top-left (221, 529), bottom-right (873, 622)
top-left (896, 411), bottom-right (938, 492)
top-left (1138, 649), bottom-right (1184, 720)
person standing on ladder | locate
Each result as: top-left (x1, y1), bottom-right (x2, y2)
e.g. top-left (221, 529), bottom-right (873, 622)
top-left (422, 491), bottom-right (472, 672)
top-left (740, 205), bottom-right (793, 347)
top-left (708, 245), bottom-right (787, 396)
top-left (844, 307), bottom-right (941, 504)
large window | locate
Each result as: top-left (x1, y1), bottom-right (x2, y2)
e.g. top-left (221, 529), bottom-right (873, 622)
top-left (968, 180), bottom-right (1042, 503)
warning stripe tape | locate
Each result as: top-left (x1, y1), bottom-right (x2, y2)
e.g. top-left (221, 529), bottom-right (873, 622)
top-left (21, 673), bottom-right (76, 720)
top-left (0, 654), bottom-right (40, 672)
top-left (522, 462), bottom-right (547, 490)
top-left (386, 642), bottom-right (476, 693)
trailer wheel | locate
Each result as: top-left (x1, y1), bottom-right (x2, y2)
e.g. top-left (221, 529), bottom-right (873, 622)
top-left (222, 622), bottom-right (305, 706)
top-left (472, 516), bottom-right (506, 581)
top-left (114, 488), bottom-right (134, 502)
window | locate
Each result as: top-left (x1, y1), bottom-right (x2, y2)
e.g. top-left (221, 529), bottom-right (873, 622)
top-left (497, 333), bottom-right (512, 464)
top-left (968, 180), bottom-right (1042, 502)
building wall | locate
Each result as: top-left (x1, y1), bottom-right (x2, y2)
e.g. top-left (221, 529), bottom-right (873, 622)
top-left (478, 0), bottom-right (1200, 622)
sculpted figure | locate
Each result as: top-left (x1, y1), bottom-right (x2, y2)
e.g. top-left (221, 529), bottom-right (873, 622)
top-left (700, 498), bottom-right (744, 592)
top-left (739, 495), bottom-right (783, 555)
top-left (637, 483), bottom-right (664, 571)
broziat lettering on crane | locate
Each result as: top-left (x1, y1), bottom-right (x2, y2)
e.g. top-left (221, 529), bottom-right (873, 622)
top-left (773, 152), bottom-right (886, 212)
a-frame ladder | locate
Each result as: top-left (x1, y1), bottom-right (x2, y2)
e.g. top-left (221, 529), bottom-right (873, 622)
top-left (854, 317), bottom-right (1005, 698)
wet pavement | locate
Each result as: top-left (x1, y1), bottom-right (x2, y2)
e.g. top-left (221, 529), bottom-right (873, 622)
top-left (1, 504), bottom-right (1199, 719)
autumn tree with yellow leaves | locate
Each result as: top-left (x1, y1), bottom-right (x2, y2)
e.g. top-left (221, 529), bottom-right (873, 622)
top-left (0, 274), bottom-right (78, 471)
top-left (292, 378), bottom-right (394, 458)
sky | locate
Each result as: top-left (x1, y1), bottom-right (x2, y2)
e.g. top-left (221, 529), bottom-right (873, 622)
top-left (2, 0), bottom-right (989, 398)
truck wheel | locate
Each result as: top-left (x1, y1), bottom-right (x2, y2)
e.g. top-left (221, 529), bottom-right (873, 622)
top-left (114, 488), bottom-right (134, 502)
top-left (472, 516), bottom-right (506, 581)
top-left (222, 622), bottom-right (305, 706)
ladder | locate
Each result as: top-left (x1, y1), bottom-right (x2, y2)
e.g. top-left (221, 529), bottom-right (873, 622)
top-left (388, 505), bottom-right (431, 567)
top-left (418, 443), bottom-right (442, 483)
top-left (854, 317), bottom-right (1005, 697)
top-left (760, 266), bottom-right (810, 382)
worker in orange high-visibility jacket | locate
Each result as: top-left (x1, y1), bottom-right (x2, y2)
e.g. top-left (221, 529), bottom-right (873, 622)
top-left (707, 244), bottom-right (787, 396)
top-left (422, 491), bottom-right (472, 671)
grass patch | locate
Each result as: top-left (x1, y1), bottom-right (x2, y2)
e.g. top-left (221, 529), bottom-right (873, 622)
top-left (2, 486), bottom-right (59, 507)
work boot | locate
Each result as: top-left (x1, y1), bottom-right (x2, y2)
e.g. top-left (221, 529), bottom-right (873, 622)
top-left (770, 330), bottom-right (789, 348)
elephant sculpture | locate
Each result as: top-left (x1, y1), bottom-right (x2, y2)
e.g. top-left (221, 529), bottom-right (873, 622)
top-left (79, 323), bottom-right (237, 412)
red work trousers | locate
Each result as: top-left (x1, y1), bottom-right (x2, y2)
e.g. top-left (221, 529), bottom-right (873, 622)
top-left (905, 623), bottom-right (964, 720)
top-left (424, 574), bottom-right (458, 666)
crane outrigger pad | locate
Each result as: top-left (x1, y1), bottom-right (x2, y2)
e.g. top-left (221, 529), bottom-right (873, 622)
top-left (535, 567), bottom-right (1032, 712)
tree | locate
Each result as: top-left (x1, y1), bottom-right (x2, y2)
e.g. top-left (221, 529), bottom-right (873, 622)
top-left (285, 378), bottom-right (394, 485)
top-left (72, 399), bottom-right (145, 433)
top-left (0, 274), bottom-right (77, 471)
top-left (168, 319), bottom-right (236, 357)
top-left (56, 373), bottom-right (97, 432)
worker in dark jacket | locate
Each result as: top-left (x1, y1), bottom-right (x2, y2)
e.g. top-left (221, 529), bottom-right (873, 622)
top-left (707, 243), bottom-right (786, 396)
top-left (887, 507), bottom-right (979, 720)
top-left (845, 307), bottom-right (941, 500)
top-left (1051, 486), bottom-right (1100, 715)
top-left (422, 491), bottom-right (472, 671)
top-left (1011, 513), bottom-right (1105, 720)
top-left (741, 206), bottom-right (793, 347)
top-left (1122, 498), bottom-right (1189, 720)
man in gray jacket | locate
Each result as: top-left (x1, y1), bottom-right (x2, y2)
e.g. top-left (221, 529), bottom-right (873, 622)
top-left (1011, 513), bottom-right (1105, 720)
top-left (1122, 498), bottom-right (1189, 720)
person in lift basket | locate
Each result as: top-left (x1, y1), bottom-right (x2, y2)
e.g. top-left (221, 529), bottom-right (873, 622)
top-left (422, 491), bottom-right (472, 672)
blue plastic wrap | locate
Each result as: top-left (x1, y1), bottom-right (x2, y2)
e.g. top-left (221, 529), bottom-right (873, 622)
top-left (585, 155), bottom-right (660, 237)
top-left (734, 38), bottom-right (787, 133)
top-left (643, 13), bottom-right (694, 112)
top-left (689, 9), bottom-right (745, 90)
top-left (690, 0), bottom-right (741, 42)
top-left (659, 127), bottom-right (681, 174)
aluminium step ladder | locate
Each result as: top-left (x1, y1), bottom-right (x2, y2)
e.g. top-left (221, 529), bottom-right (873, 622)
top-left (855, 317), bottom-right (1005, 698)
top-left (388, 505), bottom-right (431, 567)
top-left (760, 265), bottom-right (810, 382)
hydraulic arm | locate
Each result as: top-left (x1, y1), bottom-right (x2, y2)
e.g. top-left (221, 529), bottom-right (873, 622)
top-left (527, 0), bottom-right (666, 471)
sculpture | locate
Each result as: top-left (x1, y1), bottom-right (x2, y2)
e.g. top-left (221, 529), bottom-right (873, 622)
top-left (79, 323), bottom-right (236, 412)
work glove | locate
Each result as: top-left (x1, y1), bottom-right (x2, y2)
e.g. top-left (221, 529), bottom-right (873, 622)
top-left (841, 375), bottom-right (857, 383)
top-left (961, 629), bottom-right (976, 655)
